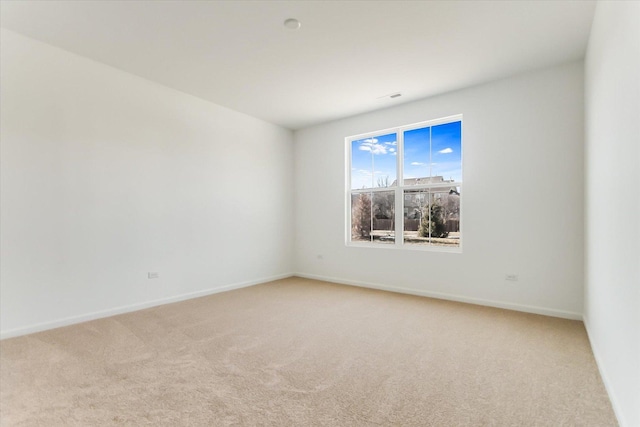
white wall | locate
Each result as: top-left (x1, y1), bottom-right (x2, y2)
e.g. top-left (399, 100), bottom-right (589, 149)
top-left (0, 29), bottom-right (294, 338)
top-left (584, 2), bottom-right (640, 426)
top-left (294, 62), bottom-right (585, 319)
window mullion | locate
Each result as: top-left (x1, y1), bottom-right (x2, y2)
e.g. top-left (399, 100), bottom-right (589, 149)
top-left (429, 126), bottom-right (432, 178)
top-left (395, 130), bottom-right (404, 246)
top-left (369, 192), bottom-right (374, 243)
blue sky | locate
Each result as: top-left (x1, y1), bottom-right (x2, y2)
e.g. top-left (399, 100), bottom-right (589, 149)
top-left (351, 121), bottom-right (462, 189)
top-left (405, 121), bottom-right (462, 182)
top-left (351, 132), bottom-right (397, 189)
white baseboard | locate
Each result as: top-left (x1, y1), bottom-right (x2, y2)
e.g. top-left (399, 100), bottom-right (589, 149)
top-left (294, 272), bottom-right (583, 320)
top-left (582, 315), bottom-right (625, 427)
top-left (0, 272), bottom-right (294, 340)
top-left (2, 271), bottom-right (583, 339)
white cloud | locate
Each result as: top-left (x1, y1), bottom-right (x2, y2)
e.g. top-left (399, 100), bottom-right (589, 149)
top-left (359, 140), bottom-right (387, 155)
top-left (384, 141), bottom-right (397, 146)
top-left (410, 161), bottom-right (425, 166)
top-left (389, 148), bottom-right (396, 152)
top-left (438, 148), bottom-right (453, 154)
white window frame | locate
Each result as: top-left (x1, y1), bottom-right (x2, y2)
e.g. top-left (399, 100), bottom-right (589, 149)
top-left (345, 114), bottom-right (463, 252)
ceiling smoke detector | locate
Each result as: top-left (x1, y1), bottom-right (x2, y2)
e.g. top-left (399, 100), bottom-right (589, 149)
top-left (284, 18), bottom-right (301, 30)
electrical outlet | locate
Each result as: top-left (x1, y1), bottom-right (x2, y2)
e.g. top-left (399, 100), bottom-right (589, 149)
top-left (148, 272), bottom-right (159, 279)
top-left (505, 274), bottom-right (519, 282)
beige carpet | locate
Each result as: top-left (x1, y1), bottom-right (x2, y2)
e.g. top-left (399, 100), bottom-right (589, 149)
top-left (1, 277), bottom-right (616, 426)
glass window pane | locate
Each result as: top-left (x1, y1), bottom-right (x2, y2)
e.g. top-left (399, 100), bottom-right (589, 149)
top-left (403, 126), bottom-right (430, 185)
top-left (431, 121), bottom-right (462, 182)
top-left (372, 191), bottom-right (395, 244)
top-left (351, 133), bottom-right (397, 190)
top-left (351, 193), bottom-right (372, 242)
top-left (427, 191), bottom-right (449, 241)
top-left (403, 189), bottom-right (429, 245)
top-left (403, 189), bottom-right (460, 247)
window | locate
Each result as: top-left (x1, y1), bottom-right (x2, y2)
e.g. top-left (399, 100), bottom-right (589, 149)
top-left (347, 115), bottom-right (462, 251)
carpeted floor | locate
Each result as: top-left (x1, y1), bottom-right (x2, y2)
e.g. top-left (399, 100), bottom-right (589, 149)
top-left (0, 277), bottom-right (617, 426)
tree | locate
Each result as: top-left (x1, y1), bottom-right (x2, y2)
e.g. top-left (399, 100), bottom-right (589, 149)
top-left (373, 192), bottom-right (394, 220)
top-left (418, 201), bottom-right (449, 238)
top-left (443, 191), bottom-right (460, 219)
top-left (352, 193), bottom-right (371, 239)
top-left (376, 175), bottom-right (391, 188)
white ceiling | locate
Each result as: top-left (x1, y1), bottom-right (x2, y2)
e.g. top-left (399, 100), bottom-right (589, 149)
top-left (0, 0), bottom-right (596, 130)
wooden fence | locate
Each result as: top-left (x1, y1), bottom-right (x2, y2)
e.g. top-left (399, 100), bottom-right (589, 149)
top-left (373, 218), bottom-right (459, 232)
